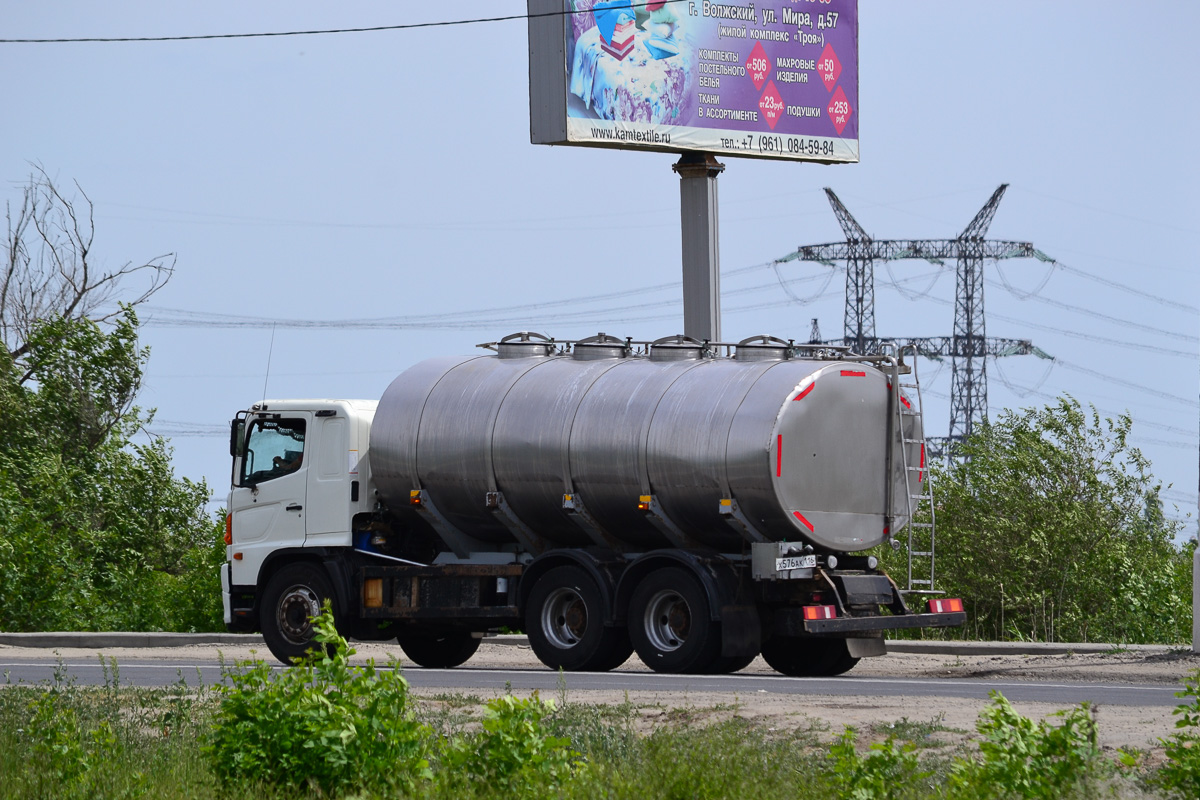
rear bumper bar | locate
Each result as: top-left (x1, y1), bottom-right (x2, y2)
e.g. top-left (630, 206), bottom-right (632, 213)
top-left (802, 611), bottom-right (966, 635)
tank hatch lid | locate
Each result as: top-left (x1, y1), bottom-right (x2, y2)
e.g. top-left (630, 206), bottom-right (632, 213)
top-left (648, 334), bottom-right (706, 361)
top-left (735, 335), bottom-right (793, 361)
top-left (572, 332), bottom-right (631, 360)
top-left (491, 331), bottom-right (556, 359)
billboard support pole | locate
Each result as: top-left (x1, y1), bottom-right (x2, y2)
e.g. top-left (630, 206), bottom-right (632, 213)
top-left (674, 152), bottom-right (725, 342)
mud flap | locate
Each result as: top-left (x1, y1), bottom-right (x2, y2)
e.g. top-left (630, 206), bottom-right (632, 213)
top-left (720, 605), bottom-right (762, 657)
top-left (846, 637), bottom-right (887, 658)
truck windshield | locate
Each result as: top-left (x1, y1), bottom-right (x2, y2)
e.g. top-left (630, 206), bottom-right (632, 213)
top-left (241, 418), bottom-right (306, 485)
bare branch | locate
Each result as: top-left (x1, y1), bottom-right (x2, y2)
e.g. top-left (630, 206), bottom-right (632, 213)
top-left (0, 165), bottom-right (173, 379)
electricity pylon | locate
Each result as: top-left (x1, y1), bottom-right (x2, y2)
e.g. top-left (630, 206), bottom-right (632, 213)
top-left (781, 185), bottom-right (1051, 456)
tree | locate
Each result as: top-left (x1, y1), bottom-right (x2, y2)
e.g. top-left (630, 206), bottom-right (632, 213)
top-left (926, 396), bottom-right (1190, 644)
top-left (2, 165), bottom-right (172, 380)
top-left (0, 169), bottom-right (220, 632)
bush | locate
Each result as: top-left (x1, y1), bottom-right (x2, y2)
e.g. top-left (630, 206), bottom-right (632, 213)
top-left (204, 604), bottom-right (430, 796)
top-left (438, 693), bottom-right (580, 797)
top-left (828, 727), bottom-right (930, 800)
top-left (1156, 669), bottom-right (1200, 798)
top-left (950, 692), bottom-right (1111, 799)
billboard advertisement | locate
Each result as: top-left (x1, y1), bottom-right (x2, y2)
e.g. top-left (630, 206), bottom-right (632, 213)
top-left (529, 0), bottom-right (859, 162)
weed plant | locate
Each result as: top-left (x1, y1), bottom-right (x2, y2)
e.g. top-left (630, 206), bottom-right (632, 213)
top-left (0, 642), bottom-right (1190, 800)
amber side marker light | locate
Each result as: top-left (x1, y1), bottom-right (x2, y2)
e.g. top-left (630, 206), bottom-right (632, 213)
top-left (637, 495), bottom-right (652, 511)
top-left (928, 598), bottom-right (964, 614)
top-left (224, 513), bottom-right (233, 545)
top-left (409, 490), bottom-right (423, 507)
top-left (364, 578), bottom-right (383, 609)
top-left (802, 604), bottom-right (838, 620)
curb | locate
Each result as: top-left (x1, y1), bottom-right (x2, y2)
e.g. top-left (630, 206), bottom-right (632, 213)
top-left (0, 632), bottom-right (1185, 656)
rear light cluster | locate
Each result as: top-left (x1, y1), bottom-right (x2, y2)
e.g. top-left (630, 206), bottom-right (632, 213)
top-left (928, 598), bottom-right (964, 613)
top-left (802, 604), bottom-right (838, 620)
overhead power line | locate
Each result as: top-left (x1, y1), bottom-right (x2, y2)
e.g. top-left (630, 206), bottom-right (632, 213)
top-left (0, 1), bottom-right (687, 44)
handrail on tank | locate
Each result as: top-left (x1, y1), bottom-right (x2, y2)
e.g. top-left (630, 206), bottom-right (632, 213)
top-left (474, 331), bottom-right (903, 364)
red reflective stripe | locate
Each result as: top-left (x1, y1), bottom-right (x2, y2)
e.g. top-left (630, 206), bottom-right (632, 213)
top-left (901, 396), bottom-right (911, 409)
top-left (918, 442), bottom-right (925, 482)
top-left (840, 370), bottom-right (865, 377)
top-left (792, 510), bottom-right (815, 532)
top-left (776, 435), bottom-right (783, 477)
top-left (794, 382), bottom-right (815, 401)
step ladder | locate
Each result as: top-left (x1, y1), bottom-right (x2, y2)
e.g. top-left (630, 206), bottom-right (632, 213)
top-left (891, 354), bottom-right (941, 596)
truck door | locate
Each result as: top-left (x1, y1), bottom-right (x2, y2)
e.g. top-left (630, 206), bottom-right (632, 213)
top-left (229, 413), bottom-right (311, 580)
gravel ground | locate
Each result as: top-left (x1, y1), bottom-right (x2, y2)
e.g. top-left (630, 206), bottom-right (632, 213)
top-left (4, 639), bottom-right (1197, 756)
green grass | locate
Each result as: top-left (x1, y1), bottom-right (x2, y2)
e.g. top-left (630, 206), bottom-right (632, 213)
top-left (0, 658), bottom-right (1185, 800)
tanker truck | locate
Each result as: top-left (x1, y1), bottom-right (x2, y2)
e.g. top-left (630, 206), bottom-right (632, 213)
top-left (222, 332), bottom-right (965, 675)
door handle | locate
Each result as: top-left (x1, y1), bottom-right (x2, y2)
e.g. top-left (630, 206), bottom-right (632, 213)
top-left (286, 504), bottom-right (303, 512)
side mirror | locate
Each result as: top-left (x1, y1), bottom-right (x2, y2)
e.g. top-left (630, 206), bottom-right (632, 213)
top-left (229, 419), bottom-right (245, 457)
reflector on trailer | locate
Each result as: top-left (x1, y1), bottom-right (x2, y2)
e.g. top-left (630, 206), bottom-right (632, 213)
top-left (802, 604), bottom-right (838, 620)
top-left (637, 495), bottom-right (652, 511)
top-left (409, 490), bottom-right (423, 506)
top-left (928, 598), bottom-right (964, 614)
top-left (363, 578), bottom-right (383, 609)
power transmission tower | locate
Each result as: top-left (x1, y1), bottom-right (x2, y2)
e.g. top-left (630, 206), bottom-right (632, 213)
top-left (808, 317), bottom-right (822, 344)
top-left (781, 185), bottom-right (1051, 456)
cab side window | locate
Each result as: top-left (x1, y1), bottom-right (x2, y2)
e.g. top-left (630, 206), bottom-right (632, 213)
top-left (241, 418), bottom-right (306, 485)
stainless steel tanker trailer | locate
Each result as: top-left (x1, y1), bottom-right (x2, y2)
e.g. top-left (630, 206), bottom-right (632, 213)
top-left (222, 332), bottom-right (965, 675)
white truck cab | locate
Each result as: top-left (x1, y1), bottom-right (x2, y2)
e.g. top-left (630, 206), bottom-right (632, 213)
top-left (222, 399), bottom-right (377, 625)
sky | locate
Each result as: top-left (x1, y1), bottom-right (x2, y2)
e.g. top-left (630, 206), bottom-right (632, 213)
top-left (2, 1), bottom-right (1196, 530)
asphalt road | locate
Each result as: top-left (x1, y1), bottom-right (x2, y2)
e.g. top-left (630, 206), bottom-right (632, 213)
top-left (0, 656), bottom-right (1181, 707)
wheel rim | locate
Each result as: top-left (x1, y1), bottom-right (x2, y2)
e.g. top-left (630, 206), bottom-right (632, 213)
top-left (276, 584), bottom-right (321, 644)
top-left (541, 587), bottom-right (588, 649)
top-left (642, 589), bottom-right (691, 653)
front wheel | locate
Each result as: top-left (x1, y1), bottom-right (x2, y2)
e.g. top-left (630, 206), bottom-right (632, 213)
top-left (260, 562), bottom-right (335, 664)
top-left (760, 636), bottom-right (859, 677)
top-left (526, 566), bottom-right (632, 672)
top-left (628, 567), bottom-right (721, 674)
top-left (396, 630), bottom-right (481, 668)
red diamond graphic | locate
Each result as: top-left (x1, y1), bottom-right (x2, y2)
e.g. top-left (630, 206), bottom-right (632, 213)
top-left (745, 41), bottom-right (771, 92)
top-left (817, 43), bottom-right (841, 92)
top-left (759, 82), bottom-right (784, 130)
top-left (827, 85), bottom-right (853, 135)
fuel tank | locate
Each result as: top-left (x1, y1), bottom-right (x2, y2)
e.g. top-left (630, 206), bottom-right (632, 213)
top-left (369, 333), bottom-right (923, 554)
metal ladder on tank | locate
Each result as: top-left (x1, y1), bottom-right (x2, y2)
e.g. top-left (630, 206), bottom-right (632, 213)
top-left (893, 354), bottom-right (940, 596)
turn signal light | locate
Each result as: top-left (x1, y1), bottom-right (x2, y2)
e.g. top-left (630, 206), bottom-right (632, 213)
top-left (928, 598), bottom-right (964, 614)
top-left (409, 490), bottom-right (423, 507)
top-left (802, 604), bottom-right (838, 620)
top-left (224, 513), bottom-right (233, 545)
top-left (637, 495), bottom-right (652, 511)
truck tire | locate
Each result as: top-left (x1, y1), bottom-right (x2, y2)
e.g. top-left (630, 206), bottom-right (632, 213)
top-left (260, 562), bottom-right (335, 664)
top-left (706, 653), bottom-right (759, 674)
top-left (760, 636), bottom-right (859, 677)
top-left (526, 566), bottom-right (632, 672)
top-left (628, 567), bottom-right (721, 674)
top-left (396, 631), bottom-right (481, 668)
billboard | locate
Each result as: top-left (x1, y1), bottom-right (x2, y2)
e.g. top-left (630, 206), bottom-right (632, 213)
top-left (529, 0), bottom-right (859, 162)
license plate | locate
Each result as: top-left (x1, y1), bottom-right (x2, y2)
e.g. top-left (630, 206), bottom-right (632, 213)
top-left (776, 555), bottom-right (817, 571)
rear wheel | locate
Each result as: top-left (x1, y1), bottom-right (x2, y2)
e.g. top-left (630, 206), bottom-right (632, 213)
top-left (628, 567), bottom-right (720, 674)
top-left (396, 630), bottom-right (481, 668)
top-left (760, 636), bottom-right (859, 677)
top-left (260, 563), bottom-right (335, 664)
top-left (706, 652), bottom-right (759, 674)
top-left (526, 566), bottom-right (632, 671)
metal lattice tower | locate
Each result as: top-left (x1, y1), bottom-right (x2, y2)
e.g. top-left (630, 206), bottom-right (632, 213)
top-left (825, 189), bottom-right (876, 354)
top-left (808, 317), bottom-right (822, 344)
top-left (949, 185), bottom-right (1007, 443)
top-left (782, 185), bottom-right (1050, 455)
